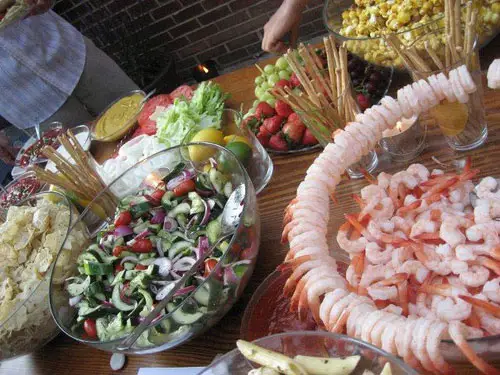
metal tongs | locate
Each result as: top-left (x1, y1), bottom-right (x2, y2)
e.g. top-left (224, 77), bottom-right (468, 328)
top-left (117, 184), bottom-right (246, 351)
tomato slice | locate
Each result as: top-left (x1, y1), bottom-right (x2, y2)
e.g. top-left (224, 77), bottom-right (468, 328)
top-left (83, 318), bottom-right (98, 339)
top-left (114, 263), bottom-right (124, 273)
top-left (149, 188), bottom-right (165, 202)
top-left (173, 179), bottom-right (195, 197)
top-left (112, 245), bottom-right (129, 257)
top-left (115, 211), bottom-right (132, 226)
top-left (132, 238), bottom-right (153, 253)
top-left (135, 264), bottom-right (148, 270)
top-left (204, 258), bottom-right (218, 277)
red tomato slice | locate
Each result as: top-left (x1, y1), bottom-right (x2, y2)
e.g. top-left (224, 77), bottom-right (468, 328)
top-left (83, 318), bottom-right (97, 339)
top-left (169, 85), bottom-right (194, 100)
top-left (173, 179), bottom-right (195, 197)
top-left (204, 258), bottom-right (218, 277)
top-left (132, 238), bottom-right (153, 253)
top-left (135, 264), bottom-right (148, 270)
top-left (114, 211), bottom-right (132, 227)
top-left (137, 94), bottom-right (173, 134)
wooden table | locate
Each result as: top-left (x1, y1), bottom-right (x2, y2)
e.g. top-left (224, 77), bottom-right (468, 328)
top-left (3, 40), bottom-right (500, 375)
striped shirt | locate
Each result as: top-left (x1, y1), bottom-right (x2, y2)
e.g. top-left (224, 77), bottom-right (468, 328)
top-left (0, 11), bottom-right (86, 129)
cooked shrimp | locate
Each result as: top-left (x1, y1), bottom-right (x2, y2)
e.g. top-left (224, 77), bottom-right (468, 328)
top-left (411, 318), bottom-right (437, 372)
top-left (459, 265), bottom-right (490, 288)
top-left (410, 218), bottom-right (438, 239)
top-left (398, 260), bottom-right (430, 284)
top-left (483, 278), bottom-right (500, 303)
top-left (427, 321), bottom-right (454, 374)
top-left (336, 222), bottom-right (368, 254)
top-left (301, 273), bottom-right (346, 323)
top-left (365, 242), bottom-right (392, 265)
top-left (319, 288), bottom-right (349, 326)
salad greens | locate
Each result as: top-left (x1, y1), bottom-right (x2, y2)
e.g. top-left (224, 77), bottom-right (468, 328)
top-left (156, 81), bottom-right (229, 147)
top-left (66, 163), bottom-right (252, 346)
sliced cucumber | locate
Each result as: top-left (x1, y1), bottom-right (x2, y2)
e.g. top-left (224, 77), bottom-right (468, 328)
top-left (112, 283), bottom-right (135, 311)
top-left (194, 280), bottom-right (222, 308)
top-left (167, 203), bottom-right (190, 218)
top-left (167, 241), bottom-right (192, 259)
top-left (167, 303), bottom-right (206, 325)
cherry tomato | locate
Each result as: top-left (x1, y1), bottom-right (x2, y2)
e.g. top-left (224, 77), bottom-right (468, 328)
top-left (149, 188), bottom-right (165, 202)
top-left (114, 211), bottom-right (132, 226)
top-left (114, 263), bottom-right (124, 273)
top-left (203, 258), bottom-right (218, 277)
top-left (173, 179), bottom-right (195, 197)
top-left (83, 318), bottom-right (97, 339)
top-left (132, 238), bottom-right (153, 253)
top-left (135, 264), bottom-right (148, 270)
top-left (112, 245), bottom-right (129, 257)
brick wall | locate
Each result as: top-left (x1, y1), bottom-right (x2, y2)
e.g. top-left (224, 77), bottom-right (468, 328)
top-left (54, 0), bottom-right (327, 84)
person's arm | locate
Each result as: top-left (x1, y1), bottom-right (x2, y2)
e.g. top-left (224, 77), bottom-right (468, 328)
top-left (26, 0), bottom-right (52, 16)
top-left (262, 0), bottom-right (310, 53)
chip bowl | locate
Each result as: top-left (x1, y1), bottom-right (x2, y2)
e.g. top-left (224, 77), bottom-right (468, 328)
top-left (198, 331), bottom-right (418, 375)
top-left (49, 143), bottom-right (260, 354)
top-left (0, 191), bottom-right (74, 361)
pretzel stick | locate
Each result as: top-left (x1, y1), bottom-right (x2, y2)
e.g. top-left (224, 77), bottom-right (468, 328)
top-left (324, 36), bottom-right (338, 102)
top-left (454, 0), bottom-right (462, 50)
top-left (285, 50), bottom-right (320, 106)
top-left (463, 2), bottom-right (472, 59)
top-left (299, 45), bottom-right (336, 104)
top-left (424, 41), bottom-right (444, 70)
top-left (444, 0), bottom-right (451, 67)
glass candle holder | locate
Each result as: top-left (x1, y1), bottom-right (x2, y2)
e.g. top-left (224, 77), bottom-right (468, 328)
top-left (379, 115), bottom-right (426, 162)
top-left (410, 33), bottom-right (487, 151)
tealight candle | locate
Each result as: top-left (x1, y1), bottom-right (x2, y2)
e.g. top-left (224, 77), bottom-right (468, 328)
top-left (379, 115), bottom-right (426, 161)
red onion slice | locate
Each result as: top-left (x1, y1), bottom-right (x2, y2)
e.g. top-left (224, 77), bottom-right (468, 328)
top-left (174, 285), bottom-right (196, 297)
top-left (151, 209), bottom-right (166, 224)
top-left (200, 199), bottom-right (211, 226)
top-left (114, 225), bottom-right (133, 237)
top-left (173, 257), bottom-right (197, 272)
top-left (194, 236), bottom-right (209, 260)
top-left (69, 295), bottom-right (82, 306)
top-left (223, 267), bottom-right (239, 285)
top-left (166, 169), bottom-right (196, 190)
top-left (163, 216), bottom-right (178, 232)
top-left (136, 229), bottom-right (151, 240)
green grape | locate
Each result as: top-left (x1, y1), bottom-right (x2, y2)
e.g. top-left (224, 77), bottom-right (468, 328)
top-left (279, 70), bottom-right (291, 80)
top-left (276, 57), bottom-right (288, 70)
top-left (266, 98), bottom-right (276, 107)
top-left (255, 75), bottom-right (264, 85)
top-left (263, 64), bottom-right (275, 74)
top-left (255, 87), bottom-right (264, 98)
top-left (267, 73), bottom-right (280, 86)
top-left (260, 82), bottom-right (271, 91)
top-left (262, 92), bottom-right (274, 102)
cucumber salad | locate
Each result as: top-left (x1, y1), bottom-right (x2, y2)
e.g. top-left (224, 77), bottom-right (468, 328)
top-left (66, 163), bottom-right (255, 345)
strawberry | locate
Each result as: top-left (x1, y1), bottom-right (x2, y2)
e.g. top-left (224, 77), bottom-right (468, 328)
top-left (302, 128), bottom-right (318, 146)
top-left (287, 112), bottom-right (301, 124)
top-left (275, 100), bottom-right (293, 117)
top-left (283, 121), bottom-right (306, 144)
top-left (258, 125), bottom-right (271, 137)
top-left (290, 72), bottom-right (301, 88)
top-left (255, 102), bottom-right (275, 118)
top-left (256, 131), bottom-right (270, 147)
top-left (268, 133), bottom-right (289, 151)
top-left (274, 79), bottom-right (290, 89)
top-left (357, 93), bottom-right (371, 111)
top-left (263, 115), bottom-right (285, 134)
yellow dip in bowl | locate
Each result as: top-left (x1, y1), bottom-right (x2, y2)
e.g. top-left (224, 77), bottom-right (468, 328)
top-left (93, 91), bottom-right (145, 142)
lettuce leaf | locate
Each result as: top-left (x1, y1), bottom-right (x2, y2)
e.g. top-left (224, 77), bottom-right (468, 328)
top-left (156, 81), bottom-right (229, 147)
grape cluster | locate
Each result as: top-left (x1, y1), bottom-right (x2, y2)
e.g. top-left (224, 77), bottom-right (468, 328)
top-left (254, 57), bottom-right (293, 108)
top-left (348, 54), bottom-right (392, 111)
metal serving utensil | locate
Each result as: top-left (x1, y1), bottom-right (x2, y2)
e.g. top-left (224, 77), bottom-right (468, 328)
top-left (117, 184), bottom-right (246, 351)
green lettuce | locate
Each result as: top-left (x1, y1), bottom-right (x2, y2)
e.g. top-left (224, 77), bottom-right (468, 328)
top-left (156, 81), bottom-right (229, 147)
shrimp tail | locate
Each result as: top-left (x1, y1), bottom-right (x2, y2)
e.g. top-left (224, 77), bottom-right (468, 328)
top-left (459, 295), bottom-right (500, 318)
top-left (449, 321), bottom-right (500, 375)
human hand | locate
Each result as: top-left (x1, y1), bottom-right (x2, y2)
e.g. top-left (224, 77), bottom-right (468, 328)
top-left (262, 0), bottom-right (307, 53)
top-left (0, 133), bottom-right (17, 165)
top-left (26, 0), bottom-right (52, 16)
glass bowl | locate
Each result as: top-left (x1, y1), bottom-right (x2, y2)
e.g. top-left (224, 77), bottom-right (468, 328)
top-left (323, 0), bottom-right (500, 69)
top-left (198, 331), bottom-right (418, 375)
top-left (49, 143), bottom-right (261, 354)
top-left (15, 121), bottom-right (64, 168)
top-left (91, 90), bottom-right (146, 142)
top-left (183, 109), bottom-right (273, 194)
top-left (0, 171), bottom-right (46, 209)
top-left (0, 191), bottom-right (74, 361)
